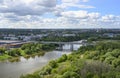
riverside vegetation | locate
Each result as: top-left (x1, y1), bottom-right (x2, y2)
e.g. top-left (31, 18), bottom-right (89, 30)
top-left (0, 43), bottom-right (57, 62)
top-left (20, 41), bottom-right (120, 78)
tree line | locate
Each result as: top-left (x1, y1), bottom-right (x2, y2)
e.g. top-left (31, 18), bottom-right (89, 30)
top-left (21, 41), bottom-right (120, 78)
top-left (0, 43), bottom-right (58, 61)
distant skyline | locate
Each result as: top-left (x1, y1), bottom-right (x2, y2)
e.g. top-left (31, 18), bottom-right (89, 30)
top-left (0, 0), bottom-right (120, 29)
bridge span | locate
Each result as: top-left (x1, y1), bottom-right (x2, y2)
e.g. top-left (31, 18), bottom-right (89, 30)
top-left (0, 40), bottom-right (87, 51)
top-left (40, 40), bottom-right (87, 51)
top-left (40, 41), bottom-right (85, 45)
top-left (0, 41), bottom-right (31, 49)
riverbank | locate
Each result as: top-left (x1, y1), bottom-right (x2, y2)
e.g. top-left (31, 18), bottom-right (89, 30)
top-left (21, 41), bottom-right (120, 78)
top-left (0, 51), bottom-right (71, 78)
top-left (0, 54), bottom-right (11, 61)
top-left (0, 51), bottom-right (45, 62)
top-left (0, 43), bottom-right (58, 62)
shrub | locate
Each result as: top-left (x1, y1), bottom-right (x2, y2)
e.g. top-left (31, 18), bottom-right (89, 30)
top-left (49, 60), bottom-right (58, 68)
top-left (62, 71), bottom-right (79, 78)
top-left (57, 54), bottom-right (67, 63)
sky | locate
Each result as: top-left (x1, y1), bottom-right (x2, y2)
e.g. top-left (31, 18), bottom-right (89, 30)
top-left (0, 0), bottom-right (120, 29)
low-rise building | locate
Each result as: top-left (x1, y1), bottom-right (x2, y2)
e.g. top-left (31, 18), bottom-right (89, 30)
top-left (63, 34), bottom-right (76, 37)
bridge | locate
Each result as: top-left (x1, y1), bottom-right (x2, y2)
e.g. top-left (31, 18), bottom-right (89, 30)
top-left (40, 41), bottom-right (85, 44)
top-left (40, 40), bottom-right (87, 51)
top-left (0, 40), bottom-right (31, 49)
top-left (0, 40), bottom-right (88, 51)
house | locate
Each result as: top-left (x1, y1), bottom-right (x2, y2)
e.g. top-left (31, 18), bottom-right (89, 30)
top-left (103, 33), bottom-right (114, 37)
top-left (62, 34), bottom-right (76, 37)
top-left (4, 37), bottom-right (18, 40)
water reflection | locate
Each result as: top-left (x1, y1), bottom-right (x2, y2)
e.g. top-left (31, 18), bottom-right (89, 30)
top-left (63, 44), bottom-right (82, 50)
top-left (0, 44), bottom-right (81, 78)
top-left (0, 51), bottom-right (71, 78)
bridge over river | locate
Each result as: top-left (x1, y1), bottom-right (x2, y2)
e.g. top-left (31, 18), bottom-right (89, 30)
top-left (0, 40), bottom-right (88, 51)
top-left (40, 40), bottom-right (87, 51)
top-left (0, 40), bottom-right (31, 49)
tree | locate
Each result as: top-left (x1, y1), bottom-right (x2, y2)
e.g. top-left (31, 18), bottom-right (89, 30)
top-left (49, 60), bottom-right (58, 68)
top-left (104, 56), bottom-right (116, 64)
top-left (0, 47), bottom-right (6, 54)
top-left (111, 49), bottom-right (120, 58)
top-left (62, 71), bottom-right (79, 78)
top-left (112, 59), bottom-right (120, 67)
top-left (57, 54), bottom-right (67, 63)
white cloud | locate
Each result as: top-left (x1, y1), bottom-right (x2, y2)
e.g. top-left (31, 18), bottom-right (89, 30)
top-left (58, 3), bottom-right (95, 9)
top-left (59, 0), bottom-right (95, 9)
top-left (0, 0), bottom-right (119, 29)
top-left (62, 0), bottom-right (89, 3)
top-left (61, 10), bottom-right (88, 19)
top-left (88, 13), bottom-right (100, 19)
top-left (1, 11), bottom-right (119, 29)
top-left (0, 0), bottom-right (94, 17)
top-left (0, 0), bottom-right (57, 16)
top-left (101, 15), bottom-right (115, 21)
top-left (60, 11), bottom-right (100, 20)
top-left (62, 0), bottom-right (79, 3)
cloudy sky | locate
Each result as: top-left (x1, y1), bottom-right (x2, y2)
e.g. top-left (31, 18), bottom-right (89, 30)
top-left (0, 0), bottom-right (120, 29)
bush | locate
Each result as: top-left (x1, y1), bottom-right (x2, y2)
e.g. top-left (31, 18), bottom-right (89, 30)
top-left (0, 47), bottom-right (6, 54)
top-left (49, 60), bottom-right (58, 68)
top-left (112, 59), bottom-right (120, 67)
top-left (62, 71), bottom-right (79, 78)
top-left (84, 51), bottom-right (100, 60)
top-left (20, 74), bottom-right (41, 78)
top-left (104, 56), bottom-right (116, 64)
top-left (111, 49), bottom-right (120, 58)
top-left (40, 66), bottom-right (52, 75)
top-left (57, 54), bottom-right (67, 63)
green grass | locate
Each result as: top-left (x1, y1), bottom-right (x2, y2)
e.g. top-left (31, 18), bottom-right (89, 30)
top-left (20, 51), bottom-right (26, 56)
top-left (0, 51), bottom-right (46, 62)
top-left (0, 54), bottom-right (11, 61)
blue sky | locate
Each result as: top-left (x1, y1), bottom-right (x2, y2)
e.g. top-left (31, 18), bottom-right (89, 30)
top-left (85, 0), bottom-right (120, 15)
top-left (0, 0), bottom-right (119, 29)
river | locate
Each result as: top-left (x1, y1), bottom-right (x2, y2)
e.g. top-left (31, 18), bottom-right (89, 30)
top-left (0, 44), bottom-right (81, 78)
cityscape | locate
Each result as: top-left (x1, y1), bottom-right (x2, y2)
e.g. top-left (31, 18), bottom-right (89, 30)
top-left (0, 0), bottom-right (120, 78)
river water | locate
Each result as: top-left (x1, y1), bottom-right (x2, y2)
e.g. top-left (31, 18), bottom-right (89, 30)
top-left (0, 44), bottom-right (81, 78)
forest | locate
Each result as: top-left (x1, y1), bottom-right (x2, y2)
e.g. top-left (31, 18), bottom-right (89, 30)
top-left (20, 41), bottom-right (120, 78)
